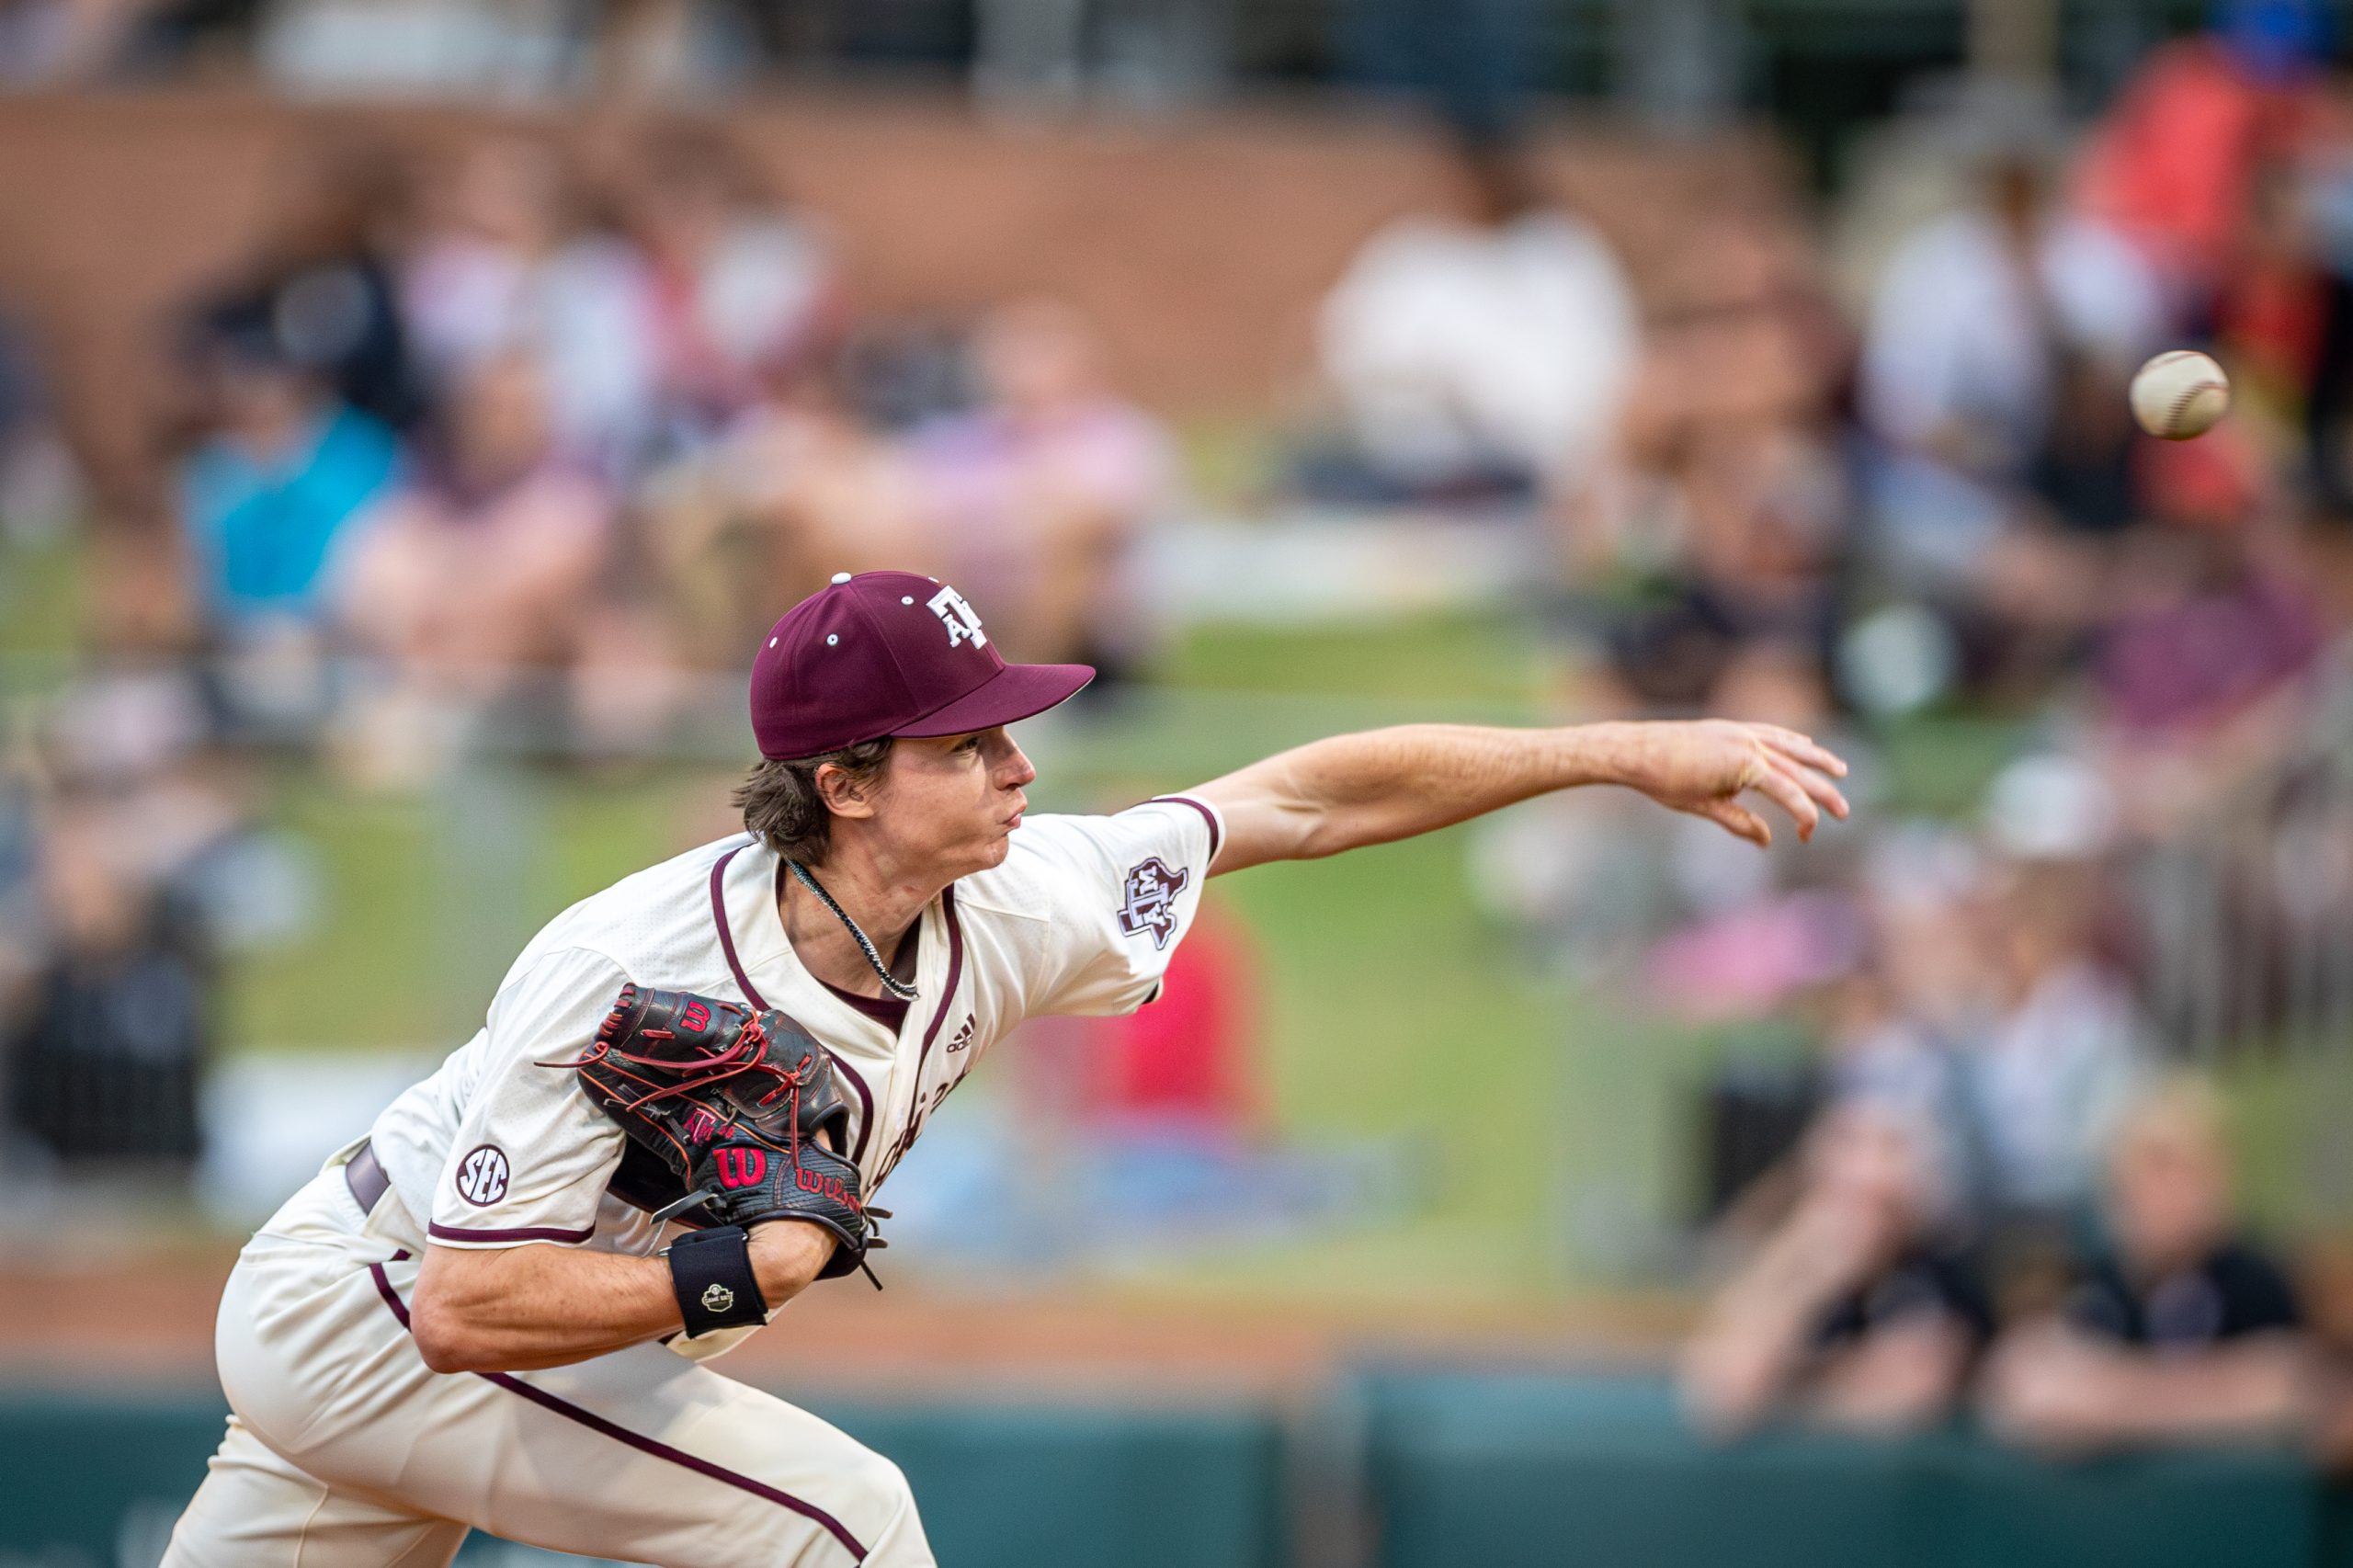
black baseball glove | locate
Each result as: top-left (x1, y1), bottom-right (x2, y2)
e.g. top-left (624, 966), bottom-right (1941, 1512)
top-left (555, 983), bottom-right (883, 1284)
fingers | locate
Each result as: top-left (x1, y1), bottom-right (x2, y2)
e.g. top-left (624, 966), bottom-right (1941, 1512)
top-left (1747, 726), bottom-right (1851, 823)
top-left (1746, 757), bottom-right (1822, 841)
top-left (1800, 767), bottom-right (1852, 821)
top-left (1776, 753), bottom-right (1850, 823)
top-left (1699, 797), bottom-right (1772, 847)
top-left (1753, 724), bottom-right (1848, 778)
top-left (1677, 721), bottom-right (1859, 849)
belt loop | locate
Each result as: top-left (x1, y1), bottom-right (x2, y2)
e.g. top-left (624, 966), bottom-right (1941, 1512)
top-left (344, 1140), bottom-right (392, 1215)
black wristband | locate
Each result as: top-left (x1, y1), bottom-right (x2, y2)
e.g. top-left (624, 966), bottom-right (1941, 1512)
top-left (667, 1224), bottom-right (767, 1337)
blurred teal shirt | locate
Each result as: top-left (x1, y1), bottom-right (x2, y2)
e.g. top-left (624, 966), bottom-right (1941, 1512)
top-left (181, 404), bottom-right (401, 627)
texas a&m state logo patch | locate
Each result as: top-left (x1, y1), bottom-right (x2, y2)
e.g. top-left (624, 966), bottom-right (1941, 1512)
top-left (1118, 857), bottom-right (1188, 949)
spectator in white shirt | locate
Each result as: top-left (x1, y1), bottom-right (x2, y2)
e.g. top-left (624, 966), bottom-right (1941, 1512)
top-left (1861, 148), bottom-right (2165, 590)
top-left (1864, 151), bottom-right (2165, 475)
top-left (398, 137), bottom-right (662, 483)
top-left (1316, 134), bottom-right (1640, 504)
top-left (1969, 755), bottom-right (2148, 1219)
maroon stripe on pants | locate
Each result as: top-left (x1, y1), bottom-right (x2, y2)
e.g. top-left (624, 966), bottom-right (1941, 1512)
top-left (367, 1262), bottom-right (869, 1562)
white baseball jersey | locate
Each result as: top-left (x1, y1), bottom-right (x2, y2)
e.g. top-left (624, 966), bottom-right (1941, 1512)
top-left (365, 794), bottom-right (1223, 1262)
top-left (161, 794), bottom-right (1224, 1568)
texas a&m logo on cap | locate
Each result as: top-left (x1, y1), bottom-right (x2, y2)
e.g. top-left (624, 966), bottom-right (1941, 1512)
top-left (1118, 857), bottom-right (1188, 949)
top-left (928, 585), bottom-right (988, 649)
top-left (748, 569), bottom-right (1093, 760)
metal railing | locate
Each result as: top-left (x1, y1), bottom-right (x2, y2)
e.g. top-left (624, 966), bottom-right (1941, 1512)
top-left (2127, 640), bottom-right (2353, 1064)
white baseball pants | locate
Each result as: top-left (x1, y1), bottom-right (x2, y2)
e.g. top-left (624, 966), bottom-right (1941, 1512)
top-left (161, 1167), bottom-right (934, 1567)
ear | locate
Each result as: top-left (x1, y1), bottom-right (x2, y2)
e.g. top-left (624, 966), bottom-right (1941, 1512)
top-left (813, 760), bottom-right (881, 821)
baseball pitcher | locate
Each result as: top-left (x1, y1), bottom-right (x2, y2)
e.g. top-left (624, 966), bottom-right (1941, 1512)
top-left (163, 570), bottom-right (1847, 1566)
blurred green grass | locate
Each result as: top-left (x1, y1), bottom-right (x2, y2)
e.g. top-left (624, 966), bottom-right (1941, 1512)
top-left (224, 767), bottom-right (715, 1050)
top-left (1157, 609), bottom-right (1549, 704)
top-left (224, 612), bottom-right (1560, 1046)
top-left (0, 533), bottom-right (81, 672)
top-left (6, 528), bottom-right (2333, 1290)
top-left (204, 610), bottom-right (2179, 1296)
top-left (217, 614), bottom-right (1618, 1296)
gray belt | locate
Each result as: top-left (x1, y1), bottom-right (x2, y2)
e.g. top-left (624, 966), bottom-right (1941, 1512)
top-left (345, 1139), bottom-right (391, 1214)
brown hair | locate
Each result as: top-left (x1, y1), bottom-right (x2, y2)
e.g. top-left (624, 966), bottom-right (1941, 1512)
top-left (733, 739), bottom-right (894, 866)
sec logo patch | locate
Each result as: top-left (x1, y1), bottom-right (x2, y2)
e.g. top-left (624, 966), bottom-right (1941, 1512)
top-left (454, 1144), bottom-right (511, 1207)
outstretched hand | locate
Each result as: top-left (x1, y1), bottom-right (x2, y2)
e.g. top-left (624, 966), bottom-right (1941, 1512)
top-left (1611, 720), bottom-right (1850, 846)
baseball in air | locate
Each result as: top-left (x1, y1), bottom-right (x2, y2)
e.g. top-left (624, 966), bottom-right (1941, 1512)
top-left (2130, 349), bottom-right (2231, 440)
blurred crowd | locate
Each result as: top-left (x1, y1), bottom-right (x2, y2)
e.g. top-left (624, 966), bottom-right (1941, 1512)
top-left (1679, 1082), bottom-right (2323, 1455)
top-left (166, 122), bottom-right (1173, 778)
top-left (0, 117), bottom-right (1180, 1181)
top-left (1389, 0), bottom-right (2353, 1465)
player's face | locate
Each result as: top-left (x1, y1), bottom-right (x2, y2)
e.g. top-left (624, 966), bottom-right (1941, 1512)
top-left (872, 727), bottom-right (1036, 875)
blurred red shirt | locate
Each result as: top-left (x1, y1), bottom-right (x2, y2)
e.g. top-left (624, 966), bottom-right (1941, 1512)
top-left (2075, 38), bottom-right (2336, 291)
top-left (1088, 901), bottom-right (1263, 1132)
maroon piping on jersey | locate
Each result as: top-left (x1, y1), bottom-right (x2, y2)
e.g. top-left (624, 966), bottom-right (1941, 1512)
top-left (368, 1261), bottom-right (868, 1562)
top-left (426, 1221), bottom-right (596, 1245)
top-left (870, 887), bottom-right (966, 1179)
top-left (821, 981), bottom-right (910, 1031)
top-left (1146, 796), bottom-right (1223, 867)
top-left (710, 842), bottom-right (879, 1162)
top-left (908, 887), bottom-right (965, 1091)
top-left (805, 858), bottom-right (917, 1031)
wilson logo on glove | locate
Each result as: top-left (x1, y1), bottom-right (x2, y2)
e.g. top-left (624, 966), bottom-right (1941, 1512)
top-left (714, 1147), bottom-right (767, 1188)
top-left (556, 983), bottom-right (887, 1288)
top-left (796, 1166), bottom-right (860, 1211)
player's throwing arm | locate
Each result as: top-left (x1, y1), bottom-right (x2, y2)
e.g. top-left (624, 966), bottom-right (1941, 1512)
top-left (1189, 717), bottom-right (1847, 873)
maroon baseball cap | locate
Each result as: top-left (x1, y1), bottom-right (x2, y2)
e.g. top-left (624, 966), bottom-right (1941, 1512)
top-left (749, 571), bottom-right (1094, 759)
